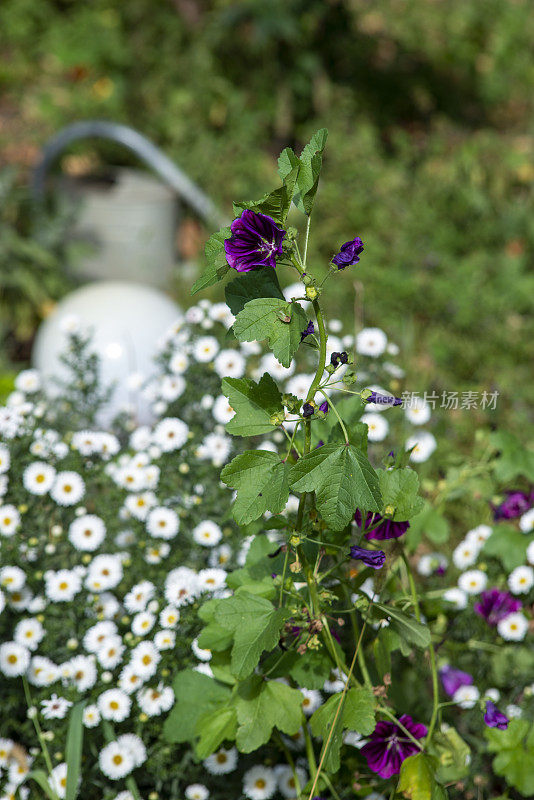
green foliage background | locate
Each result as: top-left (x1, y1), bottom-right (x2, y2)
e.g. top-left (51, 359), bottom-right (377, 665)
top-left (1, 0), bottom-right (533, 433)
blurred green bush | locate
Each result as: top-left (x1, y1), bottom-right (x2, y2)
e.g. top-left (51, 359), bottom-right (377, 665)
top-left (0, 0), bottom-right (532, 434)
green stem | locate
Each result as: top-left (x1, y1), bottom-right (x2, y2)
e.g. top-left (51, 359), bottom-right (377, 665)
top-left (303, 722), bottom-right (317, 780)
top-left (279, 544), bottom-right (290, 608)
top-left (303, 215), bottom-right (311, 266)
top-left (318, 389), bottom-right (349, 443)
top-left (402, 551), bottom-right (440, 744)
top-left (305, 300), bottom-right (327, 403)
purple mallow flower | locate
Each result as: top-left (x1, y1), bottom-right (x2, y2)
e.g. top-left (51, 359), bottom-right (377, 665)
top-left (355, 510), bottom-right (410, 541)
top-left (484, 701), bottom-right (509, 730)
top-left (361, 715), bottom-right (427, 779)
top-left (474, 588), bottom-right (522, 627)
top-left (364, 390), bottom-right (403, 407)
top-left (319, 400), bottom-right (329, 414)
top-left (439, 665), bottom-right (473, 697)
top-left (300, 320), bottom-right (315, 342)
top-left (493, 491), bottom-right (532, 521)
top-left (349, 545), bottom-right (385, 570)
top-left (332, 237), bottom-right (364, 269)
top-left (224, 209), bottom-right (286, 273)
top-left (302, 403), bottom-right (315, 418)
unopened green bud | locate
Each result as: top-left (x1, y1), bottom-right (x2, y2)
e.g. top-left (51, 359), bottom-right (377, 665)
top-left (270, 411), bottom-right (286, 426)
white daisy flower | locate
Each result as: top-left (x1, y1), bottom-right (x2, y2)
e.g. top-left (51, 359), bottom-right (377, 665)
top-left (130, 426), bottom-right (152, 451)
top-left (300, 688), bottom-right (322, 716)
top-left (212, 395), bottom-right (235, 425)
top-left (83, 704), bottom-right (100, 728)
top-left (0, 444), bottom-right (10, 473)
top-left (23, 462), bottom-right (56, 495)
top-left (85, 554), bottom-right (123, 592)
top-left (452, 685), bottom-right (480, 709)
top-left (169, 351), bottom-right (189, 374)
top-left (404, 397), bottom-right (431, 426)
top-left (356, 327), bottom-right (387, 357)
top-left (0, 505), bottom-right (20, 537)
top-left (15, 369), bottom-right (41, 394)
top-left (452, 541), bottom-right (480, 570)
top-left (117, 734), bottom-right (146, 768)
top-left (508, 565), bottom-right (534, 595)
top-left (0, 641), bottom-right (30, 677)
top-left (260, 353), bottom-right (295, 381)
top-left (209, 544), bottom-right (232, 568)
top-left (124, 491), bottom-right (157, 521)
top-left (45, 570), bottom-right (82, 602)
top-left (146, 507), bottom-right (179, 540)
top-left (457, 570), bottom-right (487, 595)
top-left (203, 746), bottom-right (238, 775)
top-left (153, 417), bottom-right (189, 452)
top-left (50, 471), bottom-right (85, 506)
top-left (276, 765), bottom-right (308, 798)
top-left (137, 684), bottom-right (174, 716)
top-left (98, 689), bottom-right (132, 722)
top-left (193, 521), bottom-right (222, 548)
top-left (526, 539), bottom-right (534, 566)
top-left (417, 553), bottom-right (448, 576)
top-left (130, 641), bottom-right (161, 678)
top-left (442, 587), bottom-right (468, 609)
top-left (131, 612), bottom-right (156, 637)
top-left (520, 508), bottom-right (534, 534)
top-left (66, 655), bottom-right (97, 692)
top-left (497, 612), bottom-right (529, 641)
top-left (99, 740), bottom-right (135, 780)
top-left (193, 336), bottom-right (219, 363)
top-left (506, 704), bottom-right (523, 718)
top-left (197, 433), bottom-right (232, 466)
top-left (83, 621), bottom-right (118, 653)
top-left (68, 515), bottom-right (106, 552)
top-left (185, 785), bottom-right (210, 800)
top-left (191, 638), bottom-right (212, 662)
top-left (154, 629), bottom-right (176, 650)
top-left (360, 413), bottom-right (389, 442)
top-left (159, 606), bottom-right (180, 628)
top-left (0, 566), bottom-right (26, 592)
top-left (14, 618), bottom-right (45, 651)
top-left (49, 762), bottom-right (67, 799)
top-left (197, 568), bottom-right (227, 593)
top-left (465, 524), bottom-right (493, 546)
top-left (28, 656), bottom-right (58, 687)
top-left (406, 432), bottom-right (437, 463)
top-left (96, 636), bottom-right (125, 670)
top-left (41, 694), bottom-right (72, 720)
top-left (214, 349), bottom-right (246, 379)
top-left (343, 730), bottom-right (365, 748)
top-left (243, 765), bottom-right (277, 800)
top-left (123, 581), bottom-right (155, 614)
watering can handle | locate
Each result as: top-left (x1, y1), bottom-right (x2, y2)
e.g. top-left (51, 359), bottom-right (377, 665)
top-left (31, 120), bottom-right (228, 228)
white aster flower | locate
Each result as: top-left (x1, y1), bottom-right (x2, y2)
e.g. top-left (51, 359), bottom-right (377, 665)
top-left (45, 570), bottom-right (82, 602)
top-left (356, 327), bottom-right (387, 357)
top-left (99, 740), bottom-right (135, 780)
top-left (66, 655), bottom-right (97, 692)
top-left (0, 566), bottom-right (26, 592)
top-left (124, 581), bottom-right (155, 614)
top-left (131, 612), bottom-right (156, 637)
top-left (137, 684), bottom-right (174, 716)
top-left (146, 507), bottom-right (179, 540)
top-left (185, 785), bottom-right (210, 800)
top-left (130, 641), bottom-right (161, 678)
top-left (508, 565), bottom-right (534, 595)
top-left (203, 746), bottom-right (238, 775)
top-left (243, 765), bottom-right (277, 800)
top-left (0, 642), bottom-right (30, 677)
top-left (0, 444), bottom-right (10, 473)
top-left (124, 491), bottom-right (157, 521)
top-left (214, 349), bottom-right (246, 379)
top-left (68, 514), bottom-right (106, 552)
top-left (457, 570), bottom-right (487, 595)
top-left (83, 621), bottom-right (118, 653)
top-left (153, 417), bottom-right (189, 452)
top-left (50, 471), bottom-right (85, 506)
top-left (360, 413), bottom-right (389, 442)
top-left (28, 656), bottom-right (58, 687)
top-left (159, 606), bottom-right (180, 628)
top-left (191, 638), bottom-right (212, 662)
top-left (0, 505), bottom-right (20, 537)
top-left (442, 587), bottom-right (468, 609)
top-left (160, 374), bottom-right (186, 402)
top-left (193, 336), bottom-right (219, 363)
top-left (14, 618), bottom-right (45, 652)
top-left (96, 636), bottom-right (125, 670)
top-left (41, 694), bottom-right (72, 720)
top-left (452, 685), bottom-right (480, 709)
top-left (15, 369), bottom-right (41, 394)
top-left (193, 521), bottom-right (222, 547)
top-left (169, 351), bottom-right (189, 374)
top-left (497, 612), bottom-right (529, 641)
top-left (49, 762), bottom-right (67, 799)
top-left (276, 765), bottom-right (308, 798)
top-left (520, 508), bottom-right (534, 534)
top-left (23, 462), bottom-right (56, 495)
top-left (404, 397), bottom-right (431, 425)
top-left (452, 541), bottom-right (480, 570)
top-left (406, 432), bottom-right (437, 463)
top-left (526, 539), bottom-right (534, 566)
top-left (300, 688), bottom-right (322, 716)
top-left (82, 704), bottom-right (101, 728)
top-left (465, 524), bottom-right (493, 547)
top-left (98, 689), bottom-right (132, 722)
top-left (197, 568), bottom-right (227, 593)
top-left (85, 555), bottom-right (123, 592)
top-left (212, 395), bottom-right (235, 425)
top-left (154, 629), bottom-right (176, 650)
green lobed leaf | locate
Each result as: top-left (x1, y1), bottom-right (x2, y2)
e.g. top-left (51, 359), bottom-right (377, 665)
top-left (191, 228), bottom-right (232, 295)
top-left (483, 525), bottom-right (534, 571)
top-left (397, 753), bottom-right (446, 800)
top-left (215, 590), bottom-right (290, 679)
top-left (289, 442), bottom-right (381, 530)
top-left (194, 705), bottom-right (238, 759)
top-left (225, 269), bottom-right (285, 316)
top-left (485, 719), bottom-right (534, 797)
top-left (429, 727), bottom-right (470, 784)
top-left (408, 501), bottom-right (450, 549)
top-left (233, 297), bottom-right (308, 367)
top-left (222, 373), bottom-right (283, 437)
top-left (377, 468), bottom-right (424, 520)
top-left (163, 670), bottom-right (230, 743)
top-left (491, 431), bottom-right (534, 482)
top-left (235, 675), bottom-right (303, 752)
top-left (289, 649), bottom-right (333, 690)
top-left (309, 687), bottom-right (375, 772)
top-left (221, 450), bottom-right (290, 525)
top-left (291, 128), bottom-right (329, 215)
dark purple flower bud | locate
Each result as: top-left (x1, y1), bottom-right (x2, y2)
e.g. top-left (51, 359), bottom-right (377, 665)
top-left (319, 401), bottom-right (329, 414)
top-left (493, 491), bottom-right (532, 521)
top-left (439, 665), bottom-right (473, 697)
top-left (300, 320), bottom-right (315, 342)
top-left (349, 545), bottom-right (386, 570)
top-left (355, 510), bottom-right (410, 541)
top-left (364, 390), bottom-right (403, 407)
top-left (330, 351), bottom-right (348, 367)
top-left (315, 440), bottom-right (324, 449)
top-left (361, 715), bottom-right (427, 779)
top-left (484, 701), bottom-right (509, 730)
top-left (302, 403), bottom-right (315, 418)
top-left (332, 237), bottom-right (364, 269)
top-left (474, 588), bottom-right (522, 626)
top-left (224, 209), bottom-right (286, 273)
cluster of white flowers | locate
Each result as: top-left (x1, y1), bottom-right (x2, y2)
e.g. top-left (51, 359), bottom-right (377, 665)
top-left (0, 299), bottom-right (425, 799)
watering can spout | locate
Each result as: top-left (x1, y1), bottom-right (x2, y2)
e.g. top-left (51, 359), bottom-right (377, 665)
top-left (32, 120), bottom-right (228, 229)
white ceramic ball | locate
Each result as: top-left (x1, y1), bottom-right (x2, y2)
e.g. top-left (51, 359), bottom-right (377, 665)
top-left (33, 281), bottom-right (182, 425)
